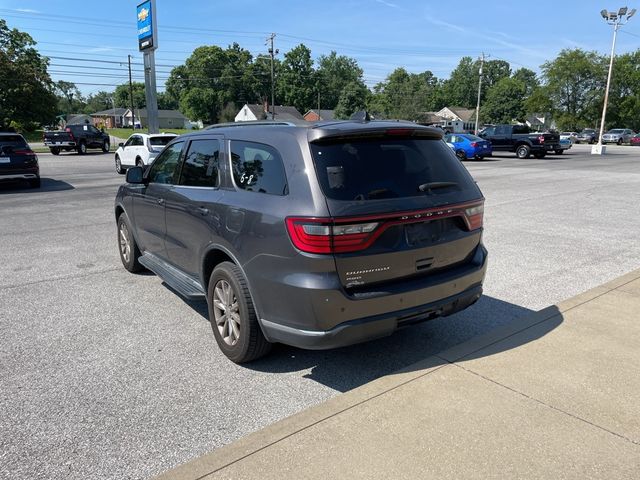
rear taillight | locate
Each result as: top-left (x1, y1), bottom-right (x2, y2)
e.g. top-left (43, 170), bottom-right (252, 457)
top-left (12, 149), bottom-right (34, 155)
top-left (286, 200), bottom-right (484, 254)
top-left (538, 135), bottom-right (545, 143)
top-left (470, 142), bottom-right (478, 147)
top-left (65, 127), bottom-right (75, 141)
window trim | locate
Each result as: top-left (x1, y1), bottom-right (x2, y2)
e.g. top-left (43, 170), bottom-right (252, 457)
top-left (176, 137), bottom-right (222, 189)
top-left (227, 139), bottom-right (289, 196)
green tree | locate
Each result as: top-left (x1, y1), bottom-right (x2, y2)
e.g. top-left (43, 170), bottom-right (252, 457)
top-left (276, 44), bottom-right (315, 114)
top-left (0, 19), bottom-right (57, 129)
top-left (83, 91), bottom-right (112, 114)
top-left (55, 80), bottom-right (86, 116)
top-left (114, 82), bottom-right (145, 111)
top-left (368, 68), bottom-right (440, 120)
top-left (334, 81), bottom-right (369, 119)
top-left (512, 68), bottom-right (539, 96)
top-left (315, 51), bottom-right (364, 109)
top-left (481, 77), bottom-right (526, 124)
top-left (440, 57), bottom-right (477, 108)
top-left (482, 59), bottom-right (511, 91)
top-left (541, 48), bottom-right (606, 130)
top-left (524, 86), bottom-right (553, 117)
top-left (606, 50), bottom-right (640, 131)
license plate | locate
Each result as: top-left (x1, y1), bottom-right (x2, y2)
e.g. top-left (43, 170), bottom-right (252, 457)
top-left (0, 157), bottom-right (10, 163)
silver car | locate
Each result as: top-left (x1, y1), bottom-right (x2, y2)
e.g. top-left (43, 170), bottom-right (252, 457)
top-left (602, 128), bottom-right (634, 144)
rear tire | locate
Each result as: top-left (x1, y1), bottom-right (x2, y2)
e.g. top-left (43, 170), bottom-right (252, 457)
top-left (617, 138), bottom-right (622, 145)
top-left (516, 144), bottom-right (530, 159)
top-left (555, 150), bottom-right (564, 155)
top-left (29, 178), bottom-right (41, 189)
top-left (208, 262), bottom-right (272, 363)
top-left (50, 147), bottom-right (60, 155)
top-left (77, 141), bottom-right (87, 155)
top-left (135, 157), bottom-right (144, 168)
top-left (117, 214), bottom-right (144, 273)
top-left (455, 149), bottom-right (467, 161)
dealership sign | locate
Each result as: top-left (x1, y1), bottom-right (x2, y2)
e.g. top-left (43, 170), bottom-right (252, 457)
top-left (137, 0), bottom-right (157, 51)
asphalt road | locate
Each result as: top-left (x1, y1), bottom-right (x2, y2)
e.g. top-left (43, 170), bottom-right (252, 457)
top-left (1, 144), bottom-right (639, 479)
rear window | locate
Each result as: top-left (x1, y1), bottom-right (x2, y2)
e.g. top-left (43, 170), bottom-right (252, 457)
top-left (310, 137), bottom-right (475, 201)
top-left (462, 134), bottom-right (483, 142)
top-left (149, 136), bottom-right (175, 146)
top-left (0, 135), bottom-right (28, 148)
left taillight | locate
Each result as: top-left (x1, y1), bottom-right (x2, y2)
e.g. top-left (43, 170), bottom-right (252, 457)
top-left (538, 135), bottom-right (545, 143)
top-left (464, 202), bottom-right (484, 230)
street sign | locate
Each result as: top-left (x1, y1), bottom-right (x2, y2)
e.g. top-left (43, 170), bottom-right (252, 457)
top-left (137, 0), bottom-right (157, 51)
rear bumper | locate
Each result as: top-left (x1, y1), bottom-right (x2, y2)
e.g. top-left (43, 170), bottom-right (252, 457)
top-left (259, 245), bottom-right (488, 350)
top-left (44, 141), bottom-right (76, 147)
top-left (0, 168), bottom-right (39, 181)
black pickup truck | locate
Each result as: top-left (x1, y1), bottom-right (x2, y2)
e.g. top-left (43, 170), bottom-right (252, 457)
top-left (43, 124), bottom-right (110, 155)
top-left (479, 124), bottom-right (560, 158)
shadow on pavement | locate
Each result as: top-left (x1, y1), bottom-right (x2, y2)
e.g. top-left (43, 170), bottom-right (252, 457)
top-left (0, 178), bottom-right (74, 194)
top-left (241, 295), bottom-right (562, 392)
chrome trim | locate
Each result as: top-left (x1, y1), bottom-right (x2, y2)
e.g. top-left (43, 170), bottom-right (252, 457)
top-left (0, 173), bottom-right (38, 180)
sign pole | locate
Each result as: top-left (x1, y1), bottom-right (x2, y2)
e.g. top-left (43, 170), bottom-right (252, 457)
top-left (137, 0), bottom-right (159, 133)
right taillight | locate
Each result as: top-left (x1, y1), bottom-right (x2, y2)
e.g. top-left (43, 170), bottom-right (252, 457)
top-left (464, 203), bottom-right (484, 230)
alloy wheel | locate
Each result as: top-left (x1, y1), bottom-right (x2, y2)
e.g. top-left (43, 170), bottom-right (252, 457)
top-left (119, 222), bottom-right (131, 263)
top-left (213, 280), bottom-right (240, 346)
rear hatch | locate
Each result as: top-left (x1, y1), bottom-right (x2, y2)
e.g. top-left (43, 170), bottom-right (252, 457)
top-left (0, 136), bottom-right (37, 173)
top-left (293, 127), bottom-right (484, 290)
top-left (542, 132), bottom-right (560, 145)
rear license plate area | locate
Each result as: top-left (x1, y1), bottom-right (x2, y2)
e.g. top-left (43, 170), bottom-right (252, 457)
top-left (0, 157), bottom-right (10, 163)
top-left (406, 220), bottom-right (446, 246)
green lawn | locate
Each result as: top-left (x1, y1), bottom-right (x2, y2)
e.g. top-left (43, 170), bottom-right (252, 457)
top-left (106, 128), bottom-right (194, 139)
top-left (21, 130), bottom-right (45, 143)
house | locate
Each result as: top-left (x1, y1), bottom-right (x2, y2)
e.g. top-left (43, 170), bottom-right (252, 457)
top-left (65, 114), bottom-right (93, 126)
top-left (90, 108), bottom-right (127, 129)
top-left (303, 109), bottom-right (335, 122)
top-left (235, 103), bottom-right (304, 123)
top-left (525, 113), bottom-right (555, 132)
top-left (122, 109), bottom-right (188, 129)
top-left (436, 107), bottom-right (477, 132)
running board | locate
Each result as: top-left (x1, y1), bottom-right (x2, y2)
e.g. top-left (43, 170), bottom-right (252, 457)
top-left (139, 253), bottom-right (205, 300)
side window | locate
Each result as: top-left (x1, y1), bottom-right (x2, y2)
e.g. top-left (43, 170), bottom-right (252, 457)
top-left (482, 127), bottom-right (495, 136)
top-left (132, 136), bottom-right (144, 146)
top-left (124, 136), bottom-right (136, 147)
top-left (179, 139), bottom-right (220, 187)
top-left (147, 141), bottom-right (184, 185)
top-left (230, 141), bottom-right (288, 195)
top-left (496, 125), bottom-right (510, 135)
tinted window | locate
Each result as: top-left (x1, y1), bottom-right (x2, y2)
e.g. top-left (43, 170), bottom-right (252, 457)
top-left (481, 127), bottom-right (495, 136)
top-left (179, 139), bottom-right (220, 187)
top-left (124, 136), bottom-right (136, 147)
top-left (462, 134), bottom-right (483, 142)
top-left (230, 141), bottom-right (288, 195)
top-left (310, 137), bottom-right (475, 201)
top-left (147, 141), bottom-right (184, 184)
top-left (0, 135), bottom-right (28, 148)
top-left (149, 136), bottom-right (175, 146)
top-left (512, 125), bottom-right (529, 134)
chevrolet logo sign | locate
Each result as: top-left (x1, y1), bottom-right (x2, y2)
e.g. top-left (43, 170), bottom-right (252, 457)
top-left (138, 8), bottom-right (149, 22)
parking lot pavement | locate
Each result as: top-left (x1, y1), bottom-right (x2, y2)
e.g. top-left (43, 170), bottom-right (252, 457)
top-left (1, 146), bottom-right (640, 479)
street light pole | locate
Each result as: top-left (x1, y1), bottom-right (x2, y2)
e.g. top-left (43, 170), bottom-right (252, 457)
top-left (474, 52), bottom-right (485, 135)
top-left (593, 6), bottom-right (635, 155)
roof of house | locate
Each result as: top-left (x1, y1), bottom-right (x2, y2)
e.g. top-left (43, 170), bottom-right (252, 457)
top-left (267, 105), bottom-right (304, 121)
top-left (125, 109), bottom-right (187, 119)
top-left (91, 108), bottom-right (128, 116)
top-left (304, 109), bottom-right (335, 121)
top-left (66, 114), bottom-right (93, 125)
top-left (415, 112), bottom-right (445, 124)
top-left (242, 104), bottom-right (267, 119)
top-left (447, 107), bottom-right (476, 123)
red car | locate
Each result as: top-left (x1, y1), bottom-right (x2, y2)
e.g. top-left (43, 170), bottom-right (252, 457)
top-left (630, 134), bottom-right (640, 146)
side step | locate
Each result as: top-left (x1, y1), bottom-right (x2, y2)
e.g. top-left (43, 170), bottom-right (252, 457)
top-left (139, 253), bottom-right (206, 300)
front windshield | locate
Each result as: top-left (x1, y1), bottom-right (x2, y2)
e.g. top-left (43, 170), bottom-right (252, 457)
top-left (608, 129), bottom-right (624, 133)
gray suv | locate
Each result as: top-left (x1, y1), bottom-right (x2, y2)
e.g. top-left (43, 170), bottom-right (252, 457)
top-left (115, 120), bottom-right (488, 362)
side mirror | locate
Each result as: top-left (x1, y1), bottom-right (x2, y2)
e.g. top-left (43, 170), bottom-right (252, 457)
top-left (126, 166), bottom-right (145, 184)
top-left (118, 142), bottom-right (124, 148)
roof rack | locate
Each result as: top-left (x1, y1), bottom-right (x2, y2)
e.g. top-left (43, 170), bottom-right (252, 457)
top-left (205, 121), bottom-right (299, 130)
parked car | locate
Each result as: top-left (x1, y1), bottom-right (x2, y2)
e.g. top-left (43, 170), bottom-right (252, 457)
top-left (630, 134), bottom-right (640, 146)
top-left (444, 133), bottom-right (492, 160)
top-left (43, 124), bottom-right (110, 155)
top-left (114, 133), bottom-right (177, 174)
top-left (0, 132), bottom-right (40, 188)
top-left (601, 128), bottom-right (634, 144)
top-left (576, 129), bottom-right (597, 144)
top-left (559, 132), bottom-right (578, 143)
top-left (115, 121), bottom-right (488, 362)
top-left (556, 138), bottom-right (572, 154)
top-left (478, 124), bottom-right (560, 159)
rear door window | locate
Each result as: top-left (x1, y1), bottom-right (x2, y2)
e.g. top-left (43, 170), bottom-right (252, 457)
top-left (149, 136), bottom-right (174, 147)
top-left (179, 139), bottom-right (220, 187)
top-left (310, 136), bottom-right (475, 201)
top-left (230, 141), bottom-right (288, 195)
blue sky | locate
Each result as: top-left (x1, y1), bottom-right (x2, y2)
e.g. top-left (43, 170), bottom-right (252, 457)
top-left (1, 0), bottom-right (639, 96)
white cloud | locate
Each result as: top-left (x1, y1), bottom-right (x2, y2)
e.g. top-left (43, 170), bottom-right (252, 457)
top-left (375, 0), bottom-right (399, 8)
top-left (14, 8), bottom-right (41, 13)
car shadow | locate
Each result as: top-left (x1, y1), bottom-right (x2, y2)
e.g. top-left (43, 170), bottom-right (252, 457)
top-left (181, 293), bottom-right (563, 393)
top-left (0, 178), bottom-right (74, 193)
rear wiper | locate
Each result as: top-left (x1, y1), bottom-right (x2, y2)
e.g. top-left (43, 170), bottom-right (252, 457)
top-left (418, 181), bottom-right (458, 193)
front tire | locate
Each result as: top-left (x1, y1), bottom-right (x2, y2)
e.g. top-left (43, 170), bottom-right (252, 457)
top-left (115, 155), bottom-right (125, 175)
top-left (455, 149), bottom-right (467, 161)
top-left (516, 144), bottom-right (530, 159)
top-left (617, 138), bottom-right (622, 145)
top-left (208, 262), bottom-right (271, 363)
top-left (50, 147), bottom-right (60, 155)
top-left (117, 215), bottom-right (143, 273)
top-left (102, 140), bottom-right (110, 153)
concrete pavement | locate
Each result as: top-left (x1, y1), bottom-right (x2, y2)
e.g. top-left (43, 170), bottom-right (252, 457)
top-left (156, 268), bottom-right (640, 479)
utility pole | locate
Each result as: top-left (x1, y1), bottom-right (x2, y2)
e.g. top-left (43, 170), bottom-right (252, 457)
top-left (474, 52), bottom-right (484, 135)
top-left (128, 54), bottom-right (135, 130)
top-left (267, 33), bottom-right (278, 120)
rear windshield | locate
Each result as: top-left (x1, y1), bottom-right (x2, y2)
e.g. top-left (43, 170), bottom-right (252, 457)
top-left (149, 136), bottom-right (175, 146)
top-left (0, 135), bottom-right (28, 149)
top-left (462, 134), bottom-right (483, 142)
top-left (310, 137), bottom-right (475, 201)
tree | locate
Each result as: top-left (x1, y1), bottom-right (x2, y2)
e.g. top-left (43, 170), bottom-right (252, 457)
top-left (440, 57), bottom-right (477, 108)
top-left (114, 81), bottom-right (145, 111)
top-left (84, 91), bottom-right (113, 114)
top-left (315, 51), bottom-right (364, 109)
top-left (540, 48), bottom-right (606, 130)
top-left (334, 81), bottom-right (369, 119)
top-left (0, 19), bottom-right (57, 130)
top-left (512, 68), bottom-right (539, 96)
top-left (605, 50), bottom-right (640, 131)
top-left (368, 68), bottom-right (440, 120)
top-left (55, 80), bottom-right (86, 116)
top-left (276, 44), bottom-right (315, 114)
top-left (481, 77), bottom-right (526, 124)
top-left (482, 60), bottom-right (511, 91)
